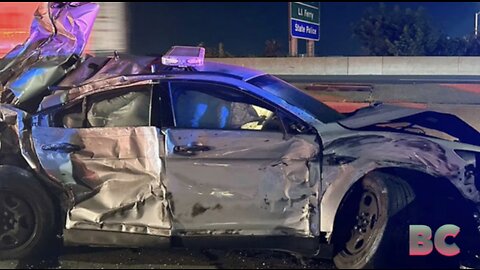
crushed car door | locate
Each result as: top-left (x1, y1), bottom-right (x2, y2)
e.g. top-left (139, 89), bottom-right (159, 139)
top-left (162, 81), bottom-right (321, 237)
top-left (31, 85), bottom-right (171, 237)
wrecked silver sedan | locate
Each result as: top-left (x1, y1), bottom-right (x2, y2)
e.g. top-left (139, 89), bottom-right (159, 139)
top-left (1, 2), bottom-right (480, 269)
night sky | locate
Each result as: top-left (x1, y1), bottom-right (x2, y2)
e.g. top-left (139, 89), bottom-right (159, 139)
top-left (128, 2), bottom-right (479, 57)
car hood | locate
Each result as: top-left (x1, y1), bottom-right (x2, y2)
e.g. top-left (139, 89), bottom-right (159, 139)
top-left (339, 103), bottom-right (426, 129)
top-left (338, 103), bottom-right (480, 147)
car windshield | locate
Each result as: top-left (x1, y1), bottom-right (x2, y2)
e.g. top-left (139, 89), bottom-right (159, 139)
top-left (248, 74), bottom-right (345, 123)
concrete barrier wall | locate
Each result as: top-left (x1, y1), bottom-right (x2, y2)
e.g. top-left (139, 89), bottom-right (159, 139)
top-left (347, 57), bottom-right (383, 75)
top-left (207, 57), bottom-right (480, 75)
top-left (382, 57), bottom-right (459, 75)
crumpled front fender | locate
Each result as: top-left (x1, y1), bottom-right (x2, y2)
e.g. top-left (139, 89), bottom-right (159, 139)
top-left (320, 132), bottom-right (480, 239)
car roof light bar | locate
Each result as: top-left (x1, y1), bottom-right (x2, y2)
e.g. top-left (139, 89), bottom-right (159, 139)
top-left (161, 46), bottom-right (205, 68)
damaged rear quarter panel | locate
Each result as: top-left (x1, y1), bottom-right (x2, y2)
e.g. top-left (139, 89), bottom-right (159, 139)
top-left (0, 3), bottom-right (99, 110)
top-left (31, 126), bottom-right (171, 236)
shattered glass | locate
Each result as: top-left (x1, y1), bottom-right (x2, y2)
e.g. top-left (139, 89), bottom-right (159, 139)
top-left (58, 86), bottom-right (152, 128)
top-left (86, 89), bottom-right (151, 127)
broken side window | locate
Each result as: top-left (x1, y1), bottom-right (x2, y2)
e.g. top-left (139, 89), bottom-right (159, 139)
top-left (54, 85), bottom-right (153, 128)
top-left (53, 99), bottom-right (86, 128)
top-left (169, 81), bottom-right (282, 132)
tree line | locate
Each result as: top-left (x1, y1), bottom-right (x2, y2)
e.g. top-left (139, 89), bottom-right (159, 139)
top-left (354, 4), bottom-right (480, 56)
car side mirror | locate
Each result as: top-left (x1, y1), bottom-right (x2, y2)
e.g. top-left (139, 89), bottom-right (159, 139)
top-left (290, 122), bottom-right (310, 134)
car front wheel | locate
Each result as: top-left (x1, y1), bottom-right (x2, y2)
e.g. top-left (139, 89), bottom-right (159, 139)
top-left (332, 172), bottom-right (416, 269)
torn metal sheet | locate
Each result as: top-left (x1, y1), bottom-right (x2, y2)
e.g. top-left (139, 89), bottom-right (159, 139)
top-left (31, 126), bottom-right (171, 236)
top-left (39, 74), bottom-right (158, 111)
top-left (57, 54), bottom-right (156, 88)
top-left (56, 56), bottom-right (111, 87)
top-left (0, 2), bottom-right (99, 110)
top-left (164, 129), bottom-right (320, 237)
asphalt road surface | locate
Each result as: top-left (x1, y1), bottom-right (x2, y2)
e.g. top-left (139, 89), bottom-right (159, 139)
top-left (0, 247), bottom-right (334, 269)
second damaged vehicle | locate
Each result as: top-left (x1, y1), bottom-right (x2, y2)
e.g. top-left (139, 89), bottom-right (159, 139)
top-left (1, 2), bottom-right (480, 269)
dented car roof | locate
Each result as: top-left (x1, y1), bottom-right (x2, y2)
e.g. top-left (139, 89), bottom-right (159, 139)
top-left (37, 55), bottom-right (266, 111)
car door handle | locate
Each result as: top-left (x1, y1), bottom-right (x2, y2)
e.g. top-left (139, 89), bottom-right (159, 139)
top-left (42, 143), bottom-right (84, 153)
top-left (173, 143), bottom-right (211, 156)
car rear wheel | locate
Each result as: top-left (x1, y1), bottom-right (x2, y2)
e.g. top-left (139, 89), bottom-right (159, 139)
top-left (0, 170), bottom-right (56, 260)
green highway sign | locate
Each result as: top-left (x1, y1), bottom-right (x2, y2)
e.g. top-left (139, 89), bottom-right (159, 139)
top-left (291, 2), bottom-right (319, 24)
top-left (290, 2), bottom-right (320, 41)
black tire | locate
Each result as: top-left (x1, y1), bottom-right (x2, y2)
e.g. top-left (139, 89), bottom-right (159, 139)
top-left (0, 167), bottom-right (56, 260)
top-left (332, 172), bottom-right (465, 269)
top-left (332, 172), bottom-right (416, 269)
